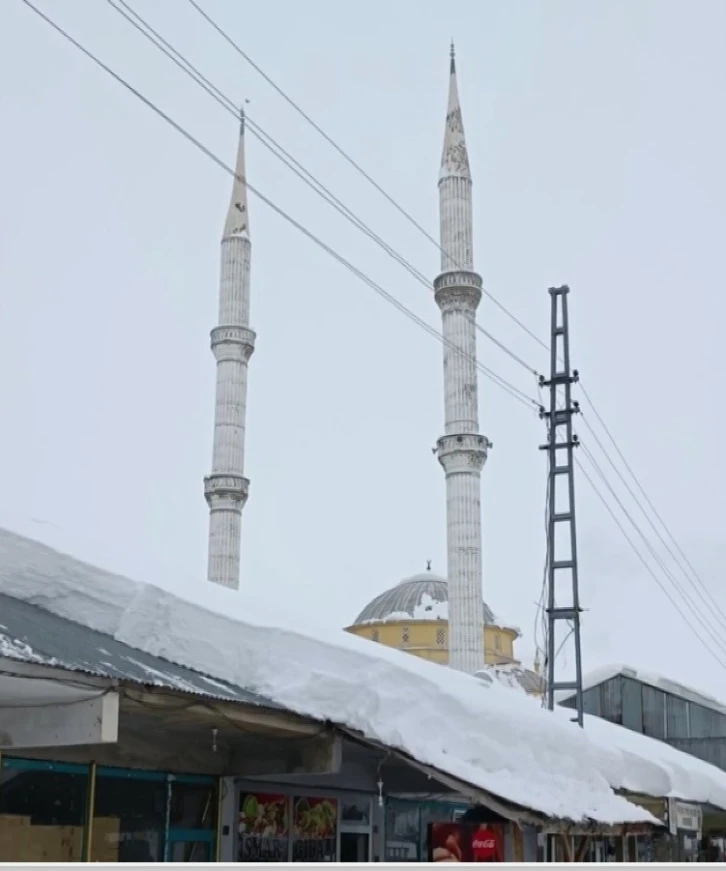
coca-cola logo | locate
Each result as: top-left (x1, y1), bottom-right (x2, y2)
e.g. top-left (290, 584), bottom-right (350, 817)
top-left (473, 838), bottom-right (495, 850)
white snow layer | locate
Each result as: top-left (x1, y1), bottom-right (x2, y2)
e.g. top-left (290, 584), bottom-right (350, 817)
top-left (2, 530), bottom-right (725, 823)
top-left (362, 592), bottom-right (451, 623)
top-left (558, 663), bottom-right (726, 717)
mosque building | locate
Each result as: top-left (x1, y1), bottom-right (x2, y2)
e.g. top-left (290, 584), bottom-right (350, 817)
top-left (344, 566), bottom-right (542, 695)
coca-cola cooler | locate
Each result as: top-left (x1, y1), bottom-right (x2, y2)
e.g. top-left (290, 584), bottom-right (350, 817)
top-left (427, 822), bottom-right (505, 862)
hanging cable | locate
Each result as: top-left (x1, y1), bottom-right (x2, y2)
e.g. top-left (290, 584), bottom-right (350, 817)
top-left (184, 0), bottom-right (551, 357)
top-left (105, 0), bottom-right (542, 381)
top-left (579, 441), bottom-right (726, 658)
top-left (576, 453), bottom-right (726, 674)
top-left (579, 385), bottom-right (725, 625)
top-left (19, 0), bottom-right (541, 416)
top-left (183, 3), bottom-right (720, 643)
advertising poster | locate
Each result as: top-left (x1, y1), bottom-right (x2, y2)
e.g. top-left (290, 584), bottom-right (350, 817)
top-left (428, 822), bottom-right (505, 862)
top-left (291, 796), bottom-right (338, 862)
top-left (238, 793), bottom-right (289, 862)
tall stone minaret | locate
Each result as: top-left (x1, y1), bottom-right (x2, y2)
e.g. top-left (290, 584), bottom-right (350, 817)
top-left (204, 112), bottom-right (255, 589)
top-left (435, 45), bottom-right (490, 673)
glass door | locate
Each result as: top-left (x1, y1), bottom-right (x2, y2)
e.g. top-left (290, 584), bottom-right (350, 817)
top-left (167, 830), bottom-right (215, 862)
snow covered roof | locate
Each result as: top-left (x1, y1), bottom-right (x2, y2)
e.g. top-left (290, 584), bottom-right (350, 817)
top-left (1, 527), bottom-right (722, 825)
top-left (558, 663), bottom-right (726, 717)
top-left (478, 663), bottom-right (544, 696)
top-left (0, 592), bottom-right (282, 709)
top-left (352, 571), bottom-right (497, 625)
top-left (578, 709), bottom-right (726, 810)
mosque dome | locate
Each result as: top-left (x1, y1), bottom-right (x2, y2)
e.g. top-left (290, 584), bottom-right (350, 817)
top-left (353, 571), bottom-right (497, 625)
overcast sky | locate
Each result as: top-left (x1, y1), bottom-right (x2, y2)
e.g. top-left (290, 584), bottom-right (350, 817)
top-left (1, 0), bottom-right (725, 694)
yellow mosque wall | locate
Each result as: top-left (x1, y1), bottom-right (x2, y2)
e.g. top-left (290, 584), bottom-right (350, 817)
top-left (345, 620), bottom-right (518, 667)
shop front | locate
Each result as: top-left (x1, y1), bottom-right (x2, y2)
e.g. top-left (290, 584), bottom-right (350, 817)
top-left (384, 798), bottom-right (468, 861)
top-left (384, 798), bottom-right (538, 862)
top-left (0, 756), bottom-right (219, 862)
top-left (232, 783), bottom-right (376, 862)
top-left (667, 798), bottom-right (702, 861)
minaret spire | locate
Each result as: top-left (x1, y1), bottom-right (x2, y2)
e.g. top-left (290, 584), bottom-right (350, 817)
top-left (434, 48), bottom-right (490, 673)
top-left (223, 108), bottom-right (250, 238)
top-left (204, 110), bottom-right (256, 589)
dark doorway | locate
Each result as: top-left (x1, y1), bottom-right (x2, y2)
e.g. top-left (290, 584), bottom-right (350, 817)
top-left (340, 832), bottom-right (370, 862)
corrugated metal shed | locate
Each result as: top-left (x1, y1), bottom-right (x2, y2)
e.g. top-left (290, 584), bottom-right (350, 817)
top-left (0, 592), bottom-right (283, 710)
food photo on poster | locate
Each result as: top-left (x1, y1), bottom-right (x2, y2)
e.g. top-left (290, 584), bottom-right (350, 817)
top-left (238, 793), bottom-right (289, 861)
top-left (428, 822), bottom-right (505, 862)
top-left (292, 796), bottom-right (338, 862)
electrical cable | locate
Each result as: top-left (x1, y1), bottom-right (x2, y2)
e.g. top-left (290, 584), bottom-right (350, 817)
top-left (105, 0), bottom-right (542, 380)
top-left (184, 1), bottom-right (722, 642)
top-left (0, 666), bottom-right (329, 739)
top-left (23, 0), bottom-right (722, 684)
top-left (19, 0), bottom-right (540, 414)
top-left (575, 455), bottom-right (726, 675)
top-left (579, 441), bottom-right (726, 659)
top-left (579, 386), bottom-right (725, 627)
top-left (184, 0), bottom-right (551, 357)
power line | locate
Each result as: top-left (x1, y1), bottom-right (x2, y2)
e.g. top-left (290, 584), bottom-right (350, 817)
top-left (577, 448), bottom-right (726, 672)
top-left (184, 0), bottom-right (551, 356)
top-left (19, 0), bottom-right (540, 415)
top-left (579, 440), bottom-right (726, 655)
top-left (26, 0), bottom-right (721, 675)
top-left (580, 410), bottom-right (726, 632)
top-left (184, 1), bottom-right (720, 652)
top-left (186, 0), bottom-right (726, 642)
top-left (182, 1), bottom-right (723, 649)
top-left (580, 383), bottom-right (723, 624)
top-left (105, 0), bottom-right (541, 380)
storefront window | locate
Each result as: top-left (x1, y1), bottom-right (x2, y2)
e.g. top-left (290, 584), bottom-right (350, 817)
top-left (0, 758), bottom-right (88, 862)
top-left (341, 797), bottom-right (370, 826)
top-left (291, 796), bottom-right (337, 862)
top-left (170, 779), bottom-right (217, 830)
top-left (421, 803), bottom-right (469, 862)
top-left (385, 800), bottom-right (420, 861)
top-left (91, 768), bottom-right (166, 862)
top-left (238, 792), bottom-right (289, 862)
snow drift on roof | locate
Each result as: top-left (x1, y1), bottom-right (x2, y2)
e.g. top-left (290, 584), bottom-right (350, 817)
top-left (0, 527), bottom-right (701, 824)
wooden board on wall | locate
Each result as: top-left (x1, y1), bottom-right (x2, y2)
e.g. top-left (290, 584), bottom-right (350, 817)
top-left (510, 823), bottom-right (524, 862)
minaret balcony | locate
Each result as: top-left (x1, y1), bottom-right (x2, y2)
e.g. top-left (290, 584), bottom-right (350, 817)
top-left (210, 325), bottom-right (256, 363)
top-left (434, 270), bottom-right (483, 312)
top-left (204, 473), bottom-right (249, 509)
top-left (436, 433), bottom-right (490, 474)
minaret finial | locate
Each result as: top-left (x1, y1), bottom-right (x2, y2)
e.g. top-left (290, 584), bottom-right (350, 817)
top-left (426, 560), bottom-right (432, 572)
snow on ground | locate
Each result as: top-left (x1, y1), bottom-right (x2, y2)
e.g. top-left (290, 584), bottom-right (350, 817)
top-left (0, 527), bottom-right (717, 825)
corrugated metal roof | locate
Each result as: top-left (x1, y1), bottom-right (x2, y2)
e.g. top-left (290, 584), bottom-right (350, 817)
top-left (0, 592), bottom-right (283, 710)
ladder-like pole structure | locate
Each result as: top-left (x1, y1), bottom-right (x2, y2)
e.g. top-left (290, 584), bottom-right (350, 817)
top-left (539, 285), bottom-right (584, 727)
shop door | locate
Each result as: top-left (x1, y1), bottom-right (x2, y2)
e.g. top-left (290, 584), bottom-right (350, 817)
top-left (340, 832), bottom-right (370, 862)
top-left (166, 829), bottom-right (215, 862)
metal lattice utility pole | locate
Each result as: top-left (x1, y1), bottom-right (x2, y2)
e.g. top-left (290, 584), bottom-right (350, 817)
top-left (539, 285), bottom-right (584, 727)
